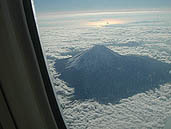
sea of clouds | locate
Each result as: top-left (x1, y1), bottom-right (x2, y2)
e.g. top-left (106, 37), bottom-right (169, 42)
top-left (37, 10), bottom-right (171, 128)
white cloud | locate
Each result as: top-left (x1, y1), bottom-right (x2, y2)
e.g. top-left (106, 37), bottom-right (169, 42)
top-left (57, 82), bottom-right (171, 129)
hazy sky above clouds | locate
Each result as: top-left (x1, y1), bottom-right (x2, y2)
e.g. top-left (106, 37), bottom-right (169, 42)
top-left (34, 0), bottom-right (171, 13)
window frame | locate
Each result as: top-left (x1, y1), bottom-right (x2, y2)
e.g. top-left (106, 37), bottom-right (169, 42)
top-left (22, 0), bottom-right (67, 129)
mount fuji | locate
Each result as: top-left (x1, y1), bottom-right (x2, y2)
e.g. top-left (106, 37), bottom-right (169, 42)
top-left (55, 45), bottom-right (171, 103)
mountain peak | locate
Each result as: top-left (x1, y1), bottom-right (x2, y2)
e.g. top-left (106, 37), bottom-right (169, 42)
top-left (66, 45), bottom-right (121, 70)
top-left (90, 45), bottom-right (109, 51)
top-left (86, 45), bottom-right (120, 57)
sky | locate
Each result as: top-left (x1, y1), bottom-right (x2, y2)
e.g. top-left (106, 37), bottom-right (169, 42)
top-left (34, 0), bottom-right (171, 13)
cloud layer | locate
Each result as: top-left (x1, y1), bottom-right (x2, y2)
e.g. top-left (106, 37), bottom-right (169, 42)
top-left (38, 10), bottom-right (171, 129)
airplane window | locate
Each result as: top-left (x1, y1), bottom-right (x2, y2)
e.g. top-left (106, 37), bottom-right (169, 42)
top-left (33, 0), bottom-right (171, 128)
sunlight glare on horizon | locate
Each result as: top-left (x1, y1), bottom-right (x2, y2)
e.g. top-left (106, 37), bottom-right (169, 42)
top-left (87, 19), bottom-right (126, 27)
